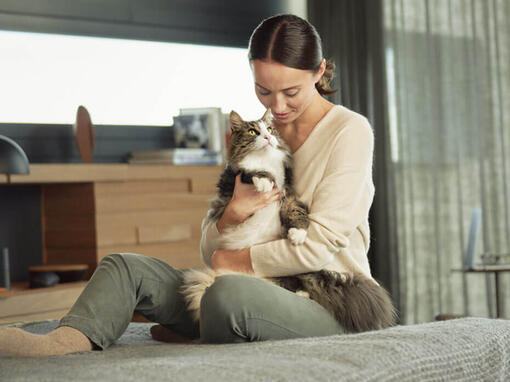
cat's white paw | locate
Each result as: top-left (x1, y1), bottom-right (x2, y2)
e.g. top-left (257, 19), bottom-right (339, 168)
top-left (338, 272), bottom-right (349, 283)
top-left (288, 228), bottom-right (307, 245)
top-left (253, 176), bottom-right (274, 193)
top-left (296, 290), bottom-right (310, 299)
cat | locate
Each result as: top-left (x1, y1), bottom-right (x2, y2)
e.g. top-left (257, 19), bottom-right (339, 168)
top-left (179, 109), bottom-right (397, 333)
top-left (205, 108), bottom-right (310, 251)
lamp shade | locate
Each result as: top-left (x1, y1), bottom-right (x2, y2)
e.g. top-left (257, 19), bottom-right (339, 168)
top-left (0, 135), bottom-right (30, 174)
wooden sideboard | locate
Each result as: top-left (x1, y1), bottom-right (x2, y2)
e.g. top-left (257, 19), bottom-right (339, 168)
top-left (0, 164), bottom-right (222, 324)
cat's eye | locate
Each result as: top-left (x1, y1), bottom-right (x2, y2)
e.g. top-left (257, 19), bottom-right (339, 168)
top-left (267, 127), bottom-right (273, 134)
top-left (248, 129), bottom-right (258, 136)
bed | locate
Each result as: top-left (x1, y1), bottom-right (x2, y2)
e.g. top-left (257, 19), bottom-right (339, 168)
top-left (1, 317), bottom-right (509, 381)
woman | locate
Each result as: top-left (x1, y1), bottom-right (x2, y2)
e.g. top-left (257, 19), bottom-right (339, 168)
top-left (0, 14), bottom-right (382, 356)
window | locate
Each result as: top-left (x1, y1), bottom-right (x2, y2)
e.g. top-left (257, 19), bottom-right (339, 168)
top-left (0, 30), bottom-right (265, 125)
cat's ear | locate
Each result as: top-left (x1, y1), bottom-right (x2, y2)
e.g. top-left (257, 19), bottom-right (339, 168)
top-left (229, 110), bottom-right (243, 132)
top-left (262, 108), bottom-right (273, 125)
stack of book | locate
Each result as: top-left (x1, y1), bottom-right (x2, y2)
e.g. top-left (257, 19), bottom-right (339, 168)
top-left (129, 106), bottom-right (230, 166)
top-left (127, 148), bottom-right (222, 165)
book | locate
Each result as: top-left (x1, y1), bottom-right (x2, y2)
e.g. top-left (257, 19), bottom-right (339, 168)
top-left (128, 148), bottom-right (222, 165)
top-left (129, 148), bottom-right (217, 160)
top-left (128, 156), bottom-right (221, 165)
top-left (465, 208), bottom-right (481, 269)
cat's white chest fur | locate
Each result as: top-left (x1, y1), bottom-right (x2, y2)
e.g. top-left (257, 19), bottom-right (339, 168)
top-left (239, 147), bottom-right (286, 189)
top-left (219, 148), bottom-right (286, 249)
top-left (219, 200), bottom-right (282, 249)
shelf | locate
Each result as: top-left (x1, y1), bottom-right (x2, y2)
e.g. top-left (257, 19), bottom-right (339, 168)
top-left (7, 164), bottom-right (223, 184)
top-left (451, 265), bottom-right (510, 273)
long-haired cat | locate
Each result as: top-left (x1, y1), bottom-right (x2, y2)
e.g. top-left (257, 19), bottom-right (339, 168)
top-left (179, 109), bottom-right (397, 333)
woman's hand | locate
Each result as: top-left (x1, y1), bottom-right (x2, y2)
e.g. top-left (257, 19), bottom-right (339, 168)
top-left (211, 248), bottom-right (254, 273)
top-left (216, 174), bottom-right (282, 233)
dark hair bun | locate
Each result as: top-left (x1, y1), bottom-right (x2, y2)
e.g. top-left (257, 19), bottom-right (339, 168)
top-left (316, 58), bottom-right (337, 96)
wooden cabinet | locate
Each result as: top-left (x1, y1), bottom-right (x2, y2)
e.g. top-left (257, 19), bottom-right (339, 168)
top-left (0, 164), bottom-right (222, 324)
top-left (22, 164), bottom-right (223, 278)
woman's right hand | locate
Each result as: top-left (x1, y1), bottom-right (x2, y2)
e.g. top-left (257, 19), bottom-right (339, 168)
top-left (216, 174), bottom-right (282, 233)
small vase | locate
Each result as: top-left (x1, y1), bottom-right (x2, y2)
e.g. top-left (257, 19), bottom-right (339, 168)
top-left (73, 105), bottom-right (95, 163)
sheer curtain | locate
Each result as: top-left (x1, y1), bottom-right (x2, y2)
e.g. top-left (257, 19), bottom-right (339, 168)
top-left (309, 0), bottom-right (510, 324)
top-left (383, 0), bottom-right (510, 323)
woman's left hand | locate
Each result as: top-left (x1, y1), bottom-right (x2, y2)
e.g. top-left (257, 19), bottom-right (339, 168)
top-left (211, 248), bottom-right (254, 273)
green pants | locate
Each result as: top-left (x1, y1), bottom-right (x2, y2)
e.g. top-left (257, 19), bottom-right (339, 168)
top-left (58, 253), bottom-right (346, 350)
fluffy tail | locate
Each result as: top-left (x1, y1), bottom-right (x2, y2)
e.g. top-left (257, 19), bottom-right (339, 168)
top-left (179, 267), bottom-right (251, 323)
top-left (179, 268), bottom-right (218, 323)
top-left (279, 270), bottom-right (398, 333)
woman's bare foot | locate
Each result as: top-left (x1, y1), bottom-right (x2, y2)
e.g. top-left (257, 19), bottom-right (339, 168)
top-left (150, 324), bottom-right (193, 344)
top-left (0, 325), bottom-right (94, 357)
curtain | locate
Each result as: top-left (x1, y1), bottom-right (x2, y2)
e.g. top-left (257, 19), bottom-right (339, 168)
top-left (309, 0), bottom-right (510, 324)
top-left (383, 0), bottom-right (510, 323)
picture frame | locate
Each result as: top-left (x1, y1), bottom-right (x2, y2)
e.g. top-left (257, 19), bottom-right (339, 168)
top-left (177, 107), bottom-right (227, 159)
top-left (173, 114), bottom-right (211, 150)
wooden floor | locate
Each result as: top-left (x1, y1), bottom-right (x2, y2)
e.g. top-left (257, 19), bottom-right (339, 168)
top-left (0, 281), bottom-right (154, 326)
top-left (0, 281), bottom-right (87, 325)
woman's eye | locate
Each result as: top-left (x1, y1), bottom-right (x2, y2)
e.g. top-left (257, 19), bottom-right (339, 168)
top-left (249, 129), bottom-right (258, 136)
top-left (258, 91), bottom-right (270, 96)
top-left (286, 91), bottom-right (299, 97)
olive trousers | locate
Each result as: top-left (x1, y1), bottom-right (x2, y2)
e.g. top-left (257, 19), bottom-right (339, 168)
top-left (58, 253), bottom-right (345, 350)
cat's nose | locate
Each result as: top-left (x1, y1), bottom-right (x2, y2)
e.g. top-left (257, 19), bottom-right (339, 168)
top-left (264, 135), bottom-right (271, 141)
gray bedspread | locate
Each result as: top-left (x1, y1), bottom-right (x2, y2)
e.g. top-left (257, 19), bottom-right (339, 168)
top-left (1, 317), bottom-right (509, 381)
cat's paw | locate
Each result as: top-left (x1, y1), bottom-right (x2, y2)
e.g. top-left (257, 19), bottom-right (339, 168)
top-left (288, 228), bottom-right (307, 245)
top-left (253, 176), bottom-right (274, 193)
top-left (338, 272), bottom-right (349, 283)
top-left (296, 290), bottom-right (310, 299)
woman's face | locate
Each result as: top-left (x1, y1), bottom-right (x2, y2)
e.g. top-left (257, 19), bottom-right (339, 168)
top-left (250, 59), bottom-right (324, 124)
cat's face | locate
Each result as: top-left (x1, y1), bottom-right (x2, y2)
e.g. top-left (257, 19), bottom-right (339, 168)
top-left (228, 109), bottom-right (287, 160)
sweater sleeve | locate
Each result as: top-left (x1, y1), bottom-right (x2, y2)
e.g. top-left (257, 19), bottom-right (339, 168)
top-left (199, 216), bottom-right (221, 268)
top-left (249, 118), bottom-right (375, 277)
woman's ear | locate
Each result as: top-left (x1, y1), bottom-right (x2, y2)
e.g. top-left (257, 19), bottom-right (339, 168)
top-left (314, 58), bottom-right (327, 84)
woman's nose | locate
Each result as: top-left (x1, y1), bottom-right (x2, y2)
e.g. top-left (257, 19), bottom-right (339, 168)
top-left (270, 94), bottom-right (286, 113)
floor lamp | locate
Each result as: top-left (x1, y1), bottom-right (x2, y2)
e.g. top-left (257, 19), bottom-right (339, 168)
top-left (0, 134), bottom-right (30, 291)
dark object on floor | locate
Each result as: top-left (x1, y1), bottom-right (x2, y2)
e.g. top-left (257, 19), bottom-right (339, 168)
top-left (435, 313), bottom-right (466, 321)
top-left (29, 271), bottom-right (60, 288)
top-left (29, 264), bottom-right (88, 287)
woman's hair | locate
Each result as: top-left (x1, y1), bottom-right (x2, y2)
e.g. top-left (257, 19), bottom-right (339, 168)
top-left (248, 14), bottom-right (337, 96)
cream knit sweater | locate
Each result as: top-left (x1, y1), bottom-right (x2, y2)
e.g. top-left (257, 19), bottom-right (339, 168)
top-left (200, 104), bottom-right (376, 282)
